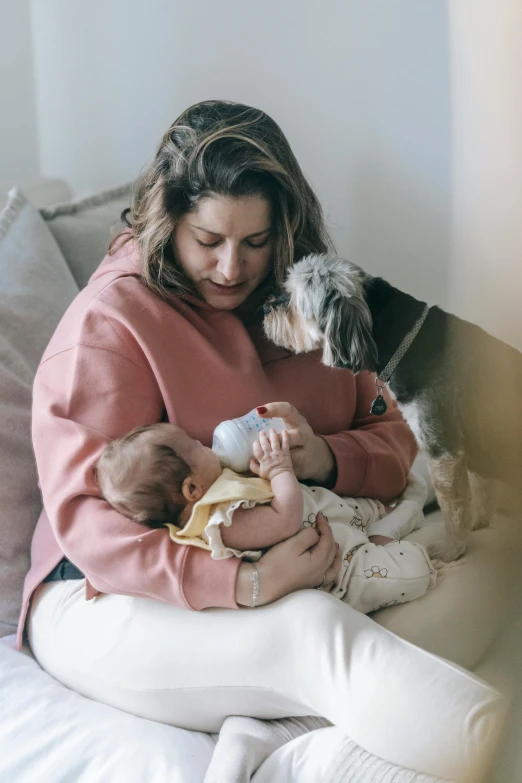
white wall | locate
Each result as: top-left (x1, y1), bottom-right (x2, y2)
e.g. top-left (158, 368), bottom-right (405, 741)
top-left (30, 0), bottom-right (451, 308)
top-left (449, 0), bottom-right (522, 350)
top-left (0, 0), bottom-right (40, 194)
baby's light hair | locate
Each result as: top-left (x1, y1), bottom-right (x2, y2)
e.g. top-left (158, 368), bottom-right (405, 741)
top-left (95, 423), bottom-right (191, 528)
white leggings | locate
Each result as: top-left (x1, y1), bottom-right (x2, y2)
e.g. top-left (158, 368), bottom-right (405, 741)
top-left (27, 579), bottom-right (504, 782)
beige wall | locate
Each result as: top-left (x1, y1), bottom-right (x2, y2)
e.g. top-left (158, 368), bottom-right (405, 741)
top-left (449, 0), bottom-right (522, 350)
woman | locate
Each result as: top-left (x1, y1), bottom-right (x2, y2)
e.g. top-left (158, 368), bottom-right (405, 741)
top-left (21, 101), bottom-right (501, 781)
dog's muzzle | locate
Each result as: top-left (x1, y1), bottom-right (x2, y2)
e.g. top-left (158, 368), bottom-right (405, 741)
top-left (263, 290), bottom-right (290, 316)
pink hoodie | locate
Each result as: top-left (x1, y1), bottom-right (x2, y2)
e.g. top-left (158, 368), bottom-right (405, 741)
top-left (18, 236), bottom-right (417, 649)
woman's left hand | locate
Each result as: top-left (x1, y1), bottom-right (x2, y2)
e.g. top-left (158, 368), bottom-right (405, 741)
top-left (255, 402), bottom-right (336, 486)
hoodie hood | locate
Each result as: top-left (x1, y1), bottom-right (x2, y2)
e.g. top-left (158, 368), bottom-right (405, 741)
top-left (87, 231), bottom-right (209, 311)
top-left (88, 230), bottom-right (220, 313)
top-left (89, 230), bottom-right (141, 285)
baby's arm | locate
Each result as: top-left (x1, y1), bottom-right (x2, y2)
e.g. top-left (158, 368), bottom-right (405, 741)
top-left (220, 429), bottom-right (304, 551)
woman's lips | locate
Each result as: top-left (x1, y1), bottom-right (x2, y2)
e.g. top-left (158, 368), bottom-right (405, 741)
top-left (208, 281), bottom-right (246, 294)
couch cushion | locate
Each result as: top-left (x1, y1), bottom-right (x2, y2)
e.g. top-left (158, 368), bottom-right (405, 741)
top-left (372, 511), bottom-right (522, 669)
top-left (40, 183), bottom-right (133, 289)
top-left (0, 189), bottom-right (78, 637)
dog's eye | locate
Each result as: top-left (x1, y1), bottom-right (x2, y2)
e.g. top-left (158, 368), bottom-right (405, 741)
top-left (273, 291), bottom-right (290, 308)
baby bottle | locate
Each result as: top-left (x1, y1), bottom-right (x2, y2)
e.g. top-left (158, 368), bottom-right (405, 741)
top-left (212, 408), bottom-right (286, 473)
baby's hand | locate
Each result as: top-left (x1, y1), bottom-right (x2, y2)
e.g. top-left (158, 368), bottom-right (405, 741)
top-left (250, 429), bottom-right (294, 481)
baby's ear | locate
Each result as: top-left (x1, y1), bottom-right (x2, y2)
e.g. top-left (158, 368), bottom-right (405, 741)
top-left (181, 475), bottom-right (203, 502)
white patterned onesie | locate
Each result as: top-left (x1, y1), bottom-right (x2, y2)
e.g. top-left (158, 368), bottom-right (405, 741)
top-left (205, 471), bottom-right (436, 614)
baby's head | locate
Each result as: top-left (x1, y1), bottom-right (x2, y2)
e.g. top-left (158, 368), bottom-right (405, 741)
top-left (95, 422), bottom-right (222, 528)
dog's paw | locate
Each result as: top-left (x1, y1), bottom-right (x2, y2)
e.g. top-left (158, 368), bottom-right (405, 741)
top-left (472, 512), bottom-right (490, 531)
top-left (426, 538), bottom-right (467, 564)
top-left (425, 539), bottom-right (445, 560)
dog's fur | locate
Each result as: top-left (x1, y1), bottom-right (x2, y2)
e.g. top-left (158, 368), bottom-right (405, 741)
top-left (263, 254), bottom-right (522, 561)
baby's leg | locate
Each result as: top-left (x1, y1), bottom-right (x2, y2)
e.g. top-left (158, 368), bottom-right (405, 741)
top-left (366, 501), bottom-right (424, 541)
top-left (332, 526), bottom-right (436, 612)
top-left (328, 523), bottom-right (372, 600)
top-left (366, 471), bottom-right (428, 541)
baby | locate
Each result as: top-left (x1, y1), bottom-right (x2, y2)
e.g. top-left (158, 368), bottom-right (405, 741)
top-left (95, 422), bottom-right (436, 613)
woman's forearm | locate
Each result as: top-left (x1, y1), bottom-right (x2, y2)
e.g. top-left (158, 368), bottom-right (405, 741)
top-left (306, 436), bottom-right (337, 487)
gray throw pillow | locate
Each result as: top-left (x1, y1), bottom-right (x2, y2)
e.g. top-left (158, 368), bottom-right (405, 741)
top-left (0, 189), bottom-right (78, 637)
top-left (40, 183), bottom-right (133, 289)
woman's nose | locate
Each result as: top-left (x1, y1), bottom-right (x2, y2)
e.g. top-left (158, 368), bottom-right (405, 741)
top-left (216, 244), bottom-right (242, 281)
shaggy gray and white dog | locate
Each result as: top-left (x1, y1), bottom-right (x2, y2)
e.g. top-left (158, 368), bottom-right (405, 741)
top-left (263, 254), bottom-right (522, 562)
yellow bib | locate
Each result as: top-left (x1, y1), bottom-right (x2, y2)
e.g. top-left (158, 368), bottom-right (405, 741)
top-left (165, 468), bottom-right (274, 550)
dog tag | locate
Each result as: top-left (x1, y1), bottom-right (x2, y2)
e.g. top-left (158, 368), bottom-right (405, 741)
top-left (370, 394), bottom-right (387, 416)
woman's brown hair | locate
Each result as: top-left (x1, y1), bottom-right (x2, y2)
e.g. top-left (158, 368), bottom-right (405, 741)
top-left (110, 100), bottom-right (332, 298)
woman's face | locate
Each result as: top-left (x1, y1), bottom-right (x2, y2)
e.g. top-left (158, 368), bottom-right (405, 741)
top-left (173, 194), bottom-right (273, 310)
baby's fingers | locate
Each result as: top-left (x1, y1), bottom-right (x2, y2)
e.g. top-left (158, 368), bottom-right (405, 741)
top-left (258, 430), bottom-right (271, 455)
top-left (253, 439), bottom-right (264, 461)
top-left (280, 429), bottom-right (290, 453)
top-left (269, 428), bottom-right (281, 451)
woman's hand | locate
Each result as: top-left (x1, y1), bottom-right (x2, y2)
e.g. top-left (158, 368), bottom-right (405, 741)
top-left (235, 513), bottom-right (342, 606)
top-left (256, 402), bottom-right (336, 485)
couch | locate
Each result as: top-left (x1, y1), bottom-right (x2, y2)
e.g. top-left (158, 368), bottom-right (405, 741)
top-left (1, 184), bottom-right (520, 782)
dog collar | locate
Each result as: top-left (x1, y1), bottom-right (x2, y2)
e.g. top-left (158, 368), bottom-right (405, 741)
top-left (370, 304), bottom-right (429, 416)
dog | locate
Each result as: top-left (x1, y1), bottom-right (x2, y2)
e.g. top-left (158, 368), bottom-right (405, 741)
top-left (263, 254), bottom-right (522, 562)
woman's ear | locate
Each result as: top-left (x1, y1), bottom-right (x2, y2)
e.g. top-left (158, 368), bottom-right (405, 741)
top-left (181, 475), bottom-right (204, 502)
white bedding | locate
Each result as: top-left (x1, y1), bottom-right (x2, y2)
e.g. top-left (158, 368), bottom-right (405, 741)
top-left (0, 637), bottom-right (215, 783)
top-left (0, 637), bottom-right (446, 783)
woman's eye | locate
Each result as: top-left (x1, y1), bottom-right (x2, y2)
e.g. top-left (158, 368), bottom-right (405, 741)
top-left (246, 238), bottom-right (270, 249)
top-left (197, 239), bottom-right (220, 248)
top-left (196, 237), bottom-right (270, 249)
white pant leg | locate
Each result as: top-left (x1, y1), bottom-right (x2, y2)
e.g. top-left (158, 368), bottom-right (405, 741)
top-left (27, 579), bottom-right (504, 782)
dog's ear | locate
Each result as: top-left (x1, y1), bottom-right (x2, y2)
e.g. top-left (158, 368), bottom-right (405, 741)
top-left (320, 291), bottom-right (378, 373)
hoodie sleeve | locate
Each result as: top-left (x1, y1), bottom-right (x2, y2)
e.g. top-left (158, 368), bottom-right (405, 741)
top-left (320, 372), bottom-right (418, 503)
top-left (32, 337), bottom-right (240, 611)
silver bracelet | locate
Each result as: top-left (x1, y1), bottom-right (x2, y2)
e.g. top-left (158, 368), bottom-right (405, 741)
top-left (251, 564), bottom-right (260, 608)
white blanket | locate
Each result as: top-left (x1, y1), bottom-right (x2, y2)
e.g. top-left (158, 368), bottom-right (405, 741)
top-left (0, 637), bottom-right (214, 783)
top-left (0, 637), bottom-right (445, 783)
